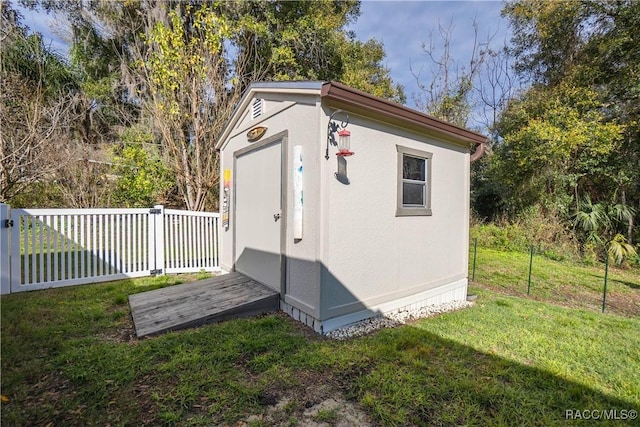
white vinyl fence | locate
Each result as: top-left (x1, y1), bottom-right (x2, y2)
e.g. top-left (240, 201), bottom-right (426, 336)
top-left (0, 204), bottom-right (220, 294)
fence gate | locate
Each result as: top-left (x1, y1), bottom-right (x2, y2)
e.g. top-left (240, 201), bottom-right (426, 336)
top-left (0, 204), bottom-right (220, 294)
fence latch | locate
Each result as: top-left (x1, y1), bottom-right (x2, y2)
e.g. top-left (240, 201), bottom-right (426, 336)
top-left (150, 269), bottom-right (163, 275)
top-left (3, 219), bottom-right (13, 228)
top-left (149, 208), bottom-right (162, 214)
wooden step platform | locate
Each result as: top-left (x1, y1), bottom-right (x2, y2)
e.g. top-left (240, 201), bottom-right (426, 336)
top-left (129, 272), bottom-right (280, 337)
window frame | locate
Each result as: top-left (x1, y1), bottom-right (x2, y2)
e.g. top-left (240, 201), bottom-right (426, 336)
top-left (396, 145), bottom-right (432, 216)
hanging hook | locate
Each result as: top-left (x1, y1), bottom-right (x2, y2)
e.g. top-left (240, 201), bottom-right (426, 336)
top-left (326, 110), bottom-right (350, 160)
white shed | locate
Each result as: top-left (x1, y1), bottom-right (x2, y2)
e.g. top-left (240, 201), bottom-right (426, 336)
top-left (216, 81), bottom-right (487, 333)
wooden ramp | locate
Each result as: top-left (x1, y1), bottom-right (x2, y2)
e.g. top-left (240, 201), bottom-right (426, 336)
top-left (129, 272), bottom-right (280, 337)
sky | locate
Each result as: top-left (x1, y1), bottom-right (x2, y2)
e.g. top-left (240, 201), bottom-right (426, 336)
top-left (17, 0), bottom-right (511, 111)
top-left (349, 0), bottom-right (510, 108)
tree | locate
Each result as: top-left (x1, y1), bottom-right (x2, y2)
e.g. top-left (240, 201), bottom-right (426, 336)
top-left (127, 0), bottom-right (404, 211)
top-left (410, 16), bottom-right (517, 220)
top-left (493, 80), bottom-right (623, 215)
top-left (126, 2), bottom-right (239, 211)
top-left (338, 37), bottom-right (405, 104)
top-left (111, 128), bottom-right (174, 208)
top-left (499, 0), bottom-right (639, 244)
top-left (221, 0), bottom-right (403, 101)
top-left (22, 0), bottom-right (405, 211)
top-left (54, 141), bottom-right (115, 208)
top-left (20, 0), bottom-right (143, 143)
top-left (0, 2), bottom-right (79, 203)
top-left (573, 195), bottom-right (637, 265)
top-left (502, 0), bottom-right (587, 85)
top-left (578, 0), bottom-right (640, 244)
top-left (224, 0), bottom-right (357, 84)
top-left (411, 17), bottom-right (502, 128)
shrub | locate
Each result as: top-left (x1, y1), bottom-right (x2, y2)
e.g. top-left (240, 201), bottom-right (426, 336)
top-left (471, 207), bottom-right (579, 261)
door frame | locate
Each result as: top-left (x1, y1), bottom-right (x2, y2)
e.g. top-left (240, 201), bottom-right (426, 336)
top-left (232, 130), bottom-right (288, 296)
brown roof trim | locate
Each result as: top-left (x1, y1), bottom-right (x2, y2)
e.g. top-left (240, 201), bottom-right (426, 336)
top-left (320, 81), bottom-right (488, 146)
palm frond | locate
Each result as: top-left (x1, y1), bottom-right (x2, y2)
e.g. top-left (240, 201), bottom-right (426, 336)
top-left (608, 234), bottom-right (638, 265)
top-left (573, 195), bottom-right (606, 232)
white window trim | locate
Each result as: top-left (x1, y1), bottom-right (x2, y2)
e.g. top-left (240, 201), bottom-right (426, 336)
top-left (396, 145), bottom-right (432, 216)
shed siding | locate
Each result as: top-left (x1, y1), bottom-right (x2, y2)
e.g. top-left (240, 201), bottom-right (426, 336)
top-left (219, 94), bottom-right (323, 318)
top-left (230, 93), bottom-right (320, 137)
top-left (320, 112), bottom-right (470, 321)
top-left (219, 83), bottom-right (476, 332)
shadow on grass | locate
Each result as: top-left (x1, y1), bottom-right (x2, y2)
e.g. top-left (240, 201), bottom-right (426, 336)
top-left (587, 273), bottom-right (640, 290)
top-left (334, 325), bottom-right (639, 426)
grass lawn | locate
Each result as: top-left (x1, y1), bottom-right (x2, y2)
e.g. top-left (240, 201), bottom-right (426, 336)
top-left (1, 250), bottom-right (639, 426)
top-left (470, 247), bottom-right (640, 317)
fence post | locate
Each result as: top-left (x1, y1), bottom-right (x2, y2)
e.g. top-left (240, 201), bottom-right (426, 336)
top-left (602, 256), bottom-right (609, 313)
top-left (527, 245), bottom-right (534, 295)
top-left (0, 203), bottom-right (10, 294)
top-left (150, 205), bottom-right (165, 275)
top-left (10, 209), bottom-right (20, 292)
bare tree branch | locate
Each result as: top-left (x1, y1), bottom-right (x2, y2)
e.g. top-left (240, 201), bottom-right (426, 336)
top-left (0, 70), bottom-right (78, 202)
top-left (411, 16), bottom-right (514, 133)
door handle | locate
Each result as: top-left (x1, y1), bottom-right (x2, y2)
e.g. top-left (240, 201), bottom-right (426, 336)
top-left (273, 213), bottom-right (281, 222)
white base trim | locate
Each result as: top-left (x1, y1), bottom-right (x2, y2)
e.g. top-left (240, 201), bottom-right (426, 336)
top-left (282, 278), bottom-right (468, 334)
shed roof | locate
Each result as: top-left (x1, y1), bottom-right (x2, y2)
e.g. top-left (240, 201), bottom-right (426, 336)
top-left (321, 81), bottom-right (487, 147)
top-left (216, 81), bottom-right (488, 150)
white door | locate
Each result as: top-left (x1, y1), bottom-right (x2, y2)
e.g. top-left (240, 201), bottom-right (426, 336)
top-left (234, 141), bottom-right (282, 291)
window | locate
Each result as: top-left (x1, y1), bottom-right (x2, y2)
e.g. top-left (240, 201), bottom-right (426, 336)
top-left (396, 145), bottom-right (432, 216)
top-left (251, 98), bottom-right (263, 119)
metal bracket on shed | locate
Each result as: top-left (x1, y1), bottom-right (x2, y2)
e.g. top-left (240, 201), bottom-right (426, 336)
top-left (3, 219), bottom-right (13, 228)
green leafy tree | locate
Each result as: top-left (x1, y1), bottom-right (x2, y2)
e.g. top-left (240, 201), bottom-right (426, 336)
top-left (129, 0), bottom-right (403, 210)
top-left (495, 0), bottom-right (639, 247)
top-left (577, 0), bottom-right (640, 244)
top-left (224, 0), bottom-right (357, 83)
top-left (224, 0), bottom-right (404, 102)
top-left (25, 0), bottom-right (405, 210)
top-left (22, 0), bottom-right (144, 143)
top-left (493, 80), bottom-right (623, 215)
top-left (502, 0), bottom-right (588, 85)
top-left (111, 129), bottom-right (173, 208)
top-left (338, 37), bottom-right (405, 104)
top-left (68, 23), bottom-right (124, 145)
